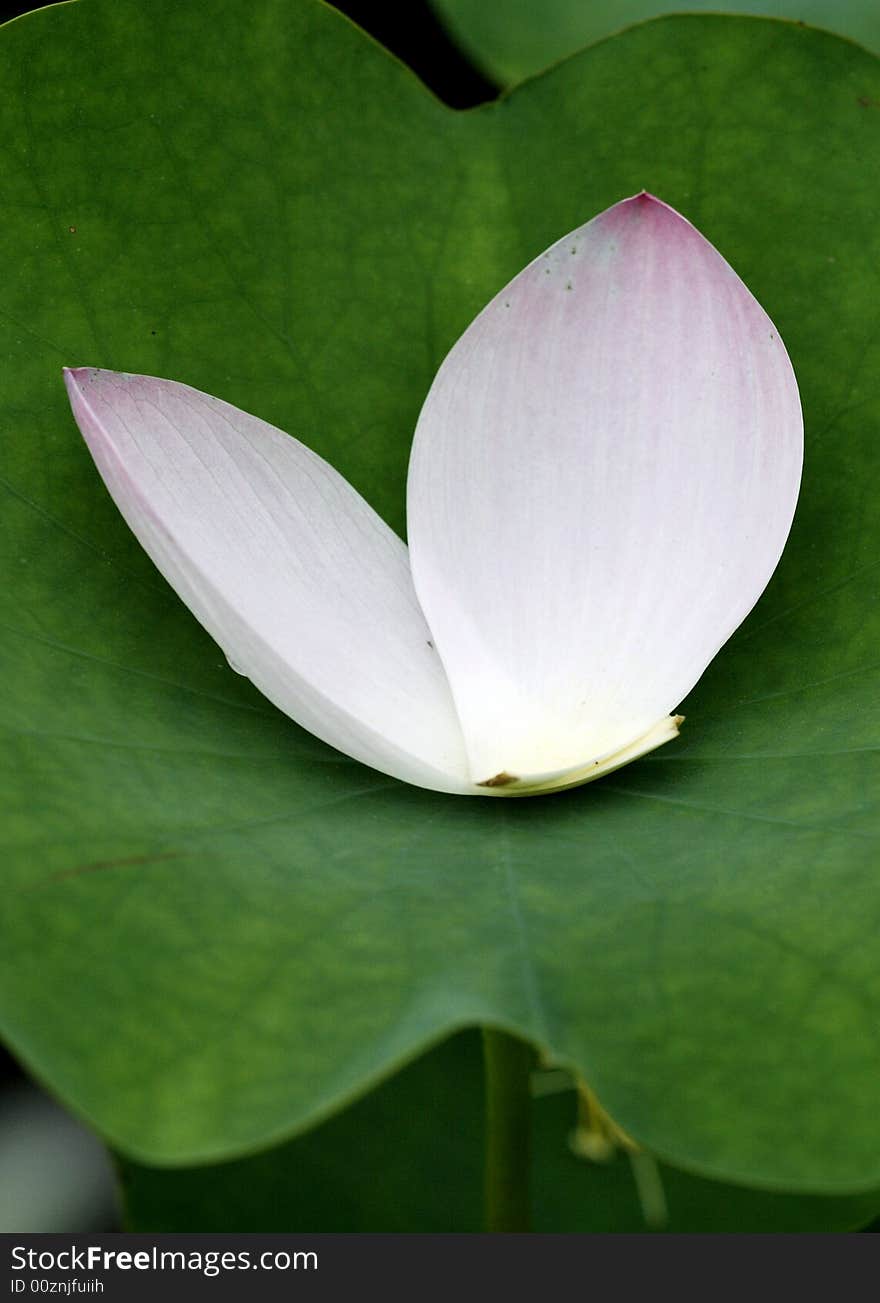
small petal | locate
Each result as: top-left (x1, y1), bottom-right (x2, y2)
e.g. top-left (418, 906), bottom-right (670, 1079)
top-left (407, 194), bottom-right (803, 790)
top-left (64, 369), bottom-right (471, 793)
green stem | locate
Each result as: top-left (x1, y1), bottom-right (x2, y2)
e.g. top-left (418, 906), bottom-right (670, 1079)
top-left (481, 1027), bottom-right (534, 1232)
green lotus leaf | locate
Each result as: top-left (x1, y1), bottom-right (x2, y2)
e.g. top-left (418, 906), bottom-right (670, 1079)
top-left (431, 0), bottom-right (880, 86)
top-left (1, 0), bottom-right (878, 1198)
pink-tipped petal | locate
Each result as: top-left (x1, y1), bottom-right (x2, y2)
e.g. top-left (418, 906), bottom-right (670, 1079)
top-left (64, 368), bottom-right (471, 794)
top-left (406, 194), bottom-right (803, 789)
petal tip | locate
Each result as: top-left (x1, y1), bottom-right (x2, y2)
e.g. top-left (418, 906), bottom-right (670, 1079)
top-left (63, 366), bottom-right (104, 397)
top-left (618, 191), bottom-right (688, 223)
top-left (620, 190), bottom-right (664, 207)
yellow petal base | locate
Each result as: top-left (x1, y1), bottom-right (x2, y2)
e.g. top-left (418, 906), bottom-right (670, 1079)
top-left (476, 714), bottom-right (684, 797)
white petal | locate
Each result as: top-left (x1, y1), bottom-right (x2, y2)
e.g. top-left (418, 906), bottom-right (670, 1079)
top-left (64, 368), bottom-right (471, 794)
top-left (407, 194), bottom-right (803, 790)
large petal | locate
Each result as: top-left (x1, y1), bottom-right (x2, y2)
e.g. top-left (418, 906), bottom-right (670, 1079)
top-left (407, 194), bottom-right (803, 789)
top-left (64, 369), bottom-right (471, 794)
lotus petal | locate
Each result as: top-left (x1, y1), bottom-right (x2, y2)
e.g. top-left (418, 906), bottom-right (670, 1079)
top-left (64, 369), bottom-right (471, 793)
top-left (407, 194), bottom-right (803, 790)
